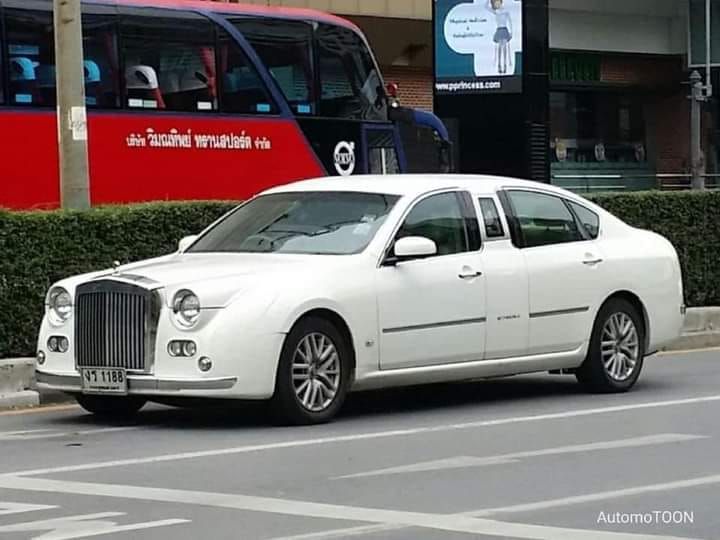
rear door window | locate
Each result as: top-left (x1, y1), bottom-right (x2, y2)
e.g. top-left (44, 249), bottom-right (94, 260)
top-left (507, 190), bottom-right (584, 248)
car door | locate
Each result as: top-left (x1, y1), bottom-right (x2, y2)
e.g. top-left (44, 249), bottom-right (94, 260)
top-left (475, 195), bottom-right (530, 360)
top-left (503, 189), bottom-right (605, 356)
top-left (376, 191), bottom-right (486, 370)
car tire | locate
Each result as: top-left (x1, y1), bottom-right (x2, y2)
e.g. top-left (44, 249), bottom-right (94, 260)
top-left (75, 395), bottom-right (146, 419)
top-left (576, 298), bottom-right (645, 393)
top-left (271, 316), bottom-right (352, 425)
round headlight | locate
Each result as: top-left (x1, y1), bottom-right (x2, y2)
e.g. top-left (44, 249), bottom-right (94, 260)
top-left (48, 287), bottom-right (73, 324)
top-left (172, 290), bottom-right (201, 327)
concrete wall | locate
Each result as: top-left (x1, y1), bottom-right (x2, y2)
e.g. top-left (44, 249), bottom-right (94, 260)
top-left (230, 0), bottom-right (431, 20)
top-left (549, 0), bottom-right (687, 54)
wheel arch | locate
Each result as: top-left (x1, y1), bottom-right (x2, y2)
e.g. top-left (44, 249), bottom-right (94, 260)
top-left (599, 290), bottom-right (650, 350)
top-left (289, 308), bottom-right (357, 376)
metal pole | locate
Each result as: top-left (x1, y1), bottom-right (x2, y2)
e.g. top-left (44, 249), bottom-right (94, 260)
top-left (690, 70), bottom-right (706, 190)
top-left (54, 0), bottom-right (91, 210)
top-left (707, 0), bottom-right (714, 97)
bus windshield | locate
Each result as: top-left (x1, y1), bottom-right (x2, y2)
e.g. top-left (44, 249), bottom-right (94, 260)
top-left (230, 18), bottom-right (387, 121)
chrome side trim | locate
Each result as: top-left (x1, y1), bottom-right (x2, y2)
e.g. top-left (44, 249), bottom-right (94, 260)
top-left (383, 317), bottom-right (487, 334)
top-left (529, 307), bottom-right (589, 319)
top-left (36, 371), bottom-right (237, 392)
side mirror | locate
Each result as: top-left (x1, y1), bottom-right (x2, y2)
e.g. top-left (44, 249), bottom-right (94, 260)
top-left (392, 236), bottom-right (437, 262)
top-left (178, 235), bottom-right (198, 253)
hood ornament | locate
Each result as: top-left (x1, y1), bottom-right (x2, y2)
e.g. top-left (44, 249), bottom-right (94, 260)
top-left (112, 260), bottom-right (121, 275)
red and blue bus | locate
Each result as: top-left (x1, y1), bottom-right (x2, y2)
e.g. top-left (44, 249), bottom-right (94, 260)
top-left (0, 0), bottom-right (451, 209)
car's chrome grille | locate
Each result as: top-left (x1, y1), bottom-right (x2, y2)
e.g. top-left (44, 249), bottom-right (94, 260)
top-left (75, 280), bottom-right (159, 372)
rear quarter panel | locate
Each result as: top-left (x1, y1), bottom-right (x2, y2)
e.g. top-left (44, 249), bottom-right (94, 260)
top-left (596, 221), bottom-right (684, 353)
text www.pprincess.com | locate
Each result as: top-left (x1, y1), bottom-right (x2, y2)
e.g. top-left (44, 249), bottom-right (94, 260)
top-left (435, 80), bottom-right (502, 92)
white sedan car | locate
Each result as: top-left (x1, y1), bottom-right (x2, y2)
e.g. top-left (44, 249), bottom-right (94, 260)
top-left (37, 175), bottom-right (684, 424)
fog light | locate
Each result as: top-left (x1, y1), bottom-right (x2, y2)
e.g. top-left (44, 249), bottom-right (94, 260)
top-left (47, 336), bottom-right (69, 353)
top-left (37, 351), bottom-right (46, 365)
top-left (198, 357), bottom-right (212, 372)
top-left (168, 340), bottom-right (197, 358)
top-left (183, 341), bottom-right (197, 357)
top-left (168, 341), bottom-right (184, 357)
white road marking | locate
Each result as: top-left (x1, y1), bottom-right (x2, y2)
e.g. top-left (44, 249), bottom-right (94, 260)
top-left (0, 476), bottom-right (695, 540)
top-left (336, 434), bottom-right (705, 478)
top-left (4, 394), bottom-right (720, 478)
top-left (0, 501), bottom-right (58, 516)
top-left (0, 511), bottom-right (188, 540)
top-left (270, 472), bottom-right (720, 540)
top-left (0, 427), bottom-right (137, 442)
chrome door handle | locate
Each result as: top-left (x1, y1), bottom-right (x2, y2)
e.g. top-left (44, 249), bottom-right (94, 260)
top-left (459, 271), bottom-right (483, 279)
top-left (582, 258), bottom-right (603, 266)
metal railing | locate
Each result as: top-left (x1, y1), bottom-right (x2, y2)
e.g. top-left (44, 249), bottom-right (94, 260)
top-left (552, 173), bottom-right (720, 193)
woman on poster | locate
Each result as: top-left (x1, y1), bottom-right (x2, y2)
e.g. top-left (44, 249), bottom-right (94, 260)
top-left (487, 0), bottom-right (513, 75)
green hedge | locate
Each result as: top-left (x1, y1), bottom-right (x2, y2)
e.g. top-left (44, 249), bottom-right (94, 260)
top-left (590, 190), bottom-right (720, 309)
top-left (1, 191), bottom-right (718, 358)
top-left (0, 202), bottom-right (236, 358)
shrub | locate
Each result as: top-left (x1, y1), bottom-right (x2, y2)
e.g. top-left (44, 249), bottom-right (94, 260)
top-left (0, 202), bottom-right (236, 358)
top-left (590, 190), bottom-right (720, 309)
top-left (1, 191), bottom-right (718, 358)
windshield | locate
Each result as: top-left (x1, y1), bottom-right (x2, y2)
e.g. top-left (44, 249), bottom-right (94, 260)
top-left (188, 191), bottom-right (400, 255)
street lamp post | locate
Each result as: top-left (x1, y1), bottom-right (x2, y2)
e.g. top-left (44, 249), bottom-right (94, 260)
top-left (54, 0), bottom-right (91, 210)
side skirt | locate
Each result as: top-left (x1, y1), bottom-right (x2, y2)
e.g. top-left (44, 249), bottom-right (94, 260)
top-left (351, 345), bottom-right (587, 391)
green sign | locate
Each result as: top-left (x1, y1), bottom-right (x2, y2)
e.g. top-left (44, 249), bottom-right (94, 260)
top-left (551, 53), bottom-right (600, 83)
top-left (690, 0), bottom-right (720, 66)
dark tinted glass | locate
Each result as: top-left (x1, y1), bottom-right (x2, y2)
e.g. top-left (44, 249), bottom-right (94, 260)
top-left (568, 201), bottom-right (600, 239)
top-left (82, 14), bottom-right (120, 108)
top-left (217, 28), bottom-right (275, 115)
top-left (4, 6), bottom-right (55, 107)
top-left (316, 24), bottom-right (386, 121)
top-left (189, 192), bottom-right (399, 255)
top-left (120, 9), bottom-right (217, 112)
top-left (396, 193), bottom-right (469, 256)
top-left (232, 18), bottom-right (314, 115)
top-left (478, 198), bottom-right (505, 238)
top-left (508, 191), bottom-right (583, 248)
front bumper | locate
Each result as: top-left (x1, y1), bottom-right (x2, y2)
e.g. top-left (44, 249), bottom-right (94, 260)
top-left (37, 370), bottom-right (237, 394)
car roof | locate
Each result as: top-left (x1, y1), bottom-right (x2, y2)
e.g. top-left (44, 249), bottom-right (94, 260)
top-left (264, 175), bottom-right (576, 199)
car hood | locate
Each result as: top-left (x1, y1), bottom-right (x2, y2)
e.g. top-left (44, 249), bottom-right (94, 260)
top-left (83, 252), bottom-right (340, 309)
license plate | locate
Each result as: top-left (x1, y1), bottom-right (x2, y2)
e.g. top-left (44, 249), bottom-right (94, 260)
top-left (81, 368), bottom-right (127, 395)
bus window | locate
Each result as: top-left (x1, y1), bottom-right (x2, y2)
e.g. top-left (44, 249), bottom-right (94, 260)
top-left (4, 3), bottom-right (55, 107)
top-left (316, 24), bottom-right (386, 122)
top-left (82, 10), bottom-right (120, 109)
top-left (120, 8), bottom-right (217, 112)
top-left (217, 28), bottom-right (276, 115)
top-left (231, 18), bottom-right (314, 116)
top-left (0, 7), bottom-right (4, 105)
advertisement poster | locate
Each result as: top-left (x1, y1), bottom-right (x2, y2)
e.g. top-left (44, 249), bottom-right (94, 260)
top-left (434, 0), bottom-right (523, 94)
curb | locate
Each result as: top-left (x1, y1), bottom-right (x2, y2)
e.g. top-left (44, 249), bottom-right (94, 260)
top-left (0, 358), bottom-right (40, 409)
top-left (2, 307), bottom-right (720, 410)
top-left (663, 307), bottom-right (720, 352)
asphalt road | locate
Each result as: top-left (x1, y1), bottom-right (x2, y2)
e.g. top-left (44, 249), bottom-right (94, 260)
top-left (1, 349), bottom-right (720, 540)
